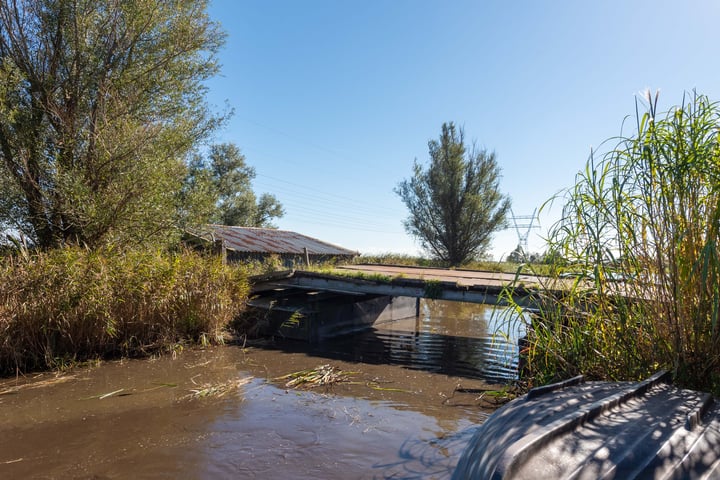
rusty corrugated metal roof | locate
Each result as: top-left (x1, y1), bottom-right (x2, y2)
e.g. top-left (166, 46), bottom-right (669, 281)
top-left (195, 225), bottom-right (358, 256)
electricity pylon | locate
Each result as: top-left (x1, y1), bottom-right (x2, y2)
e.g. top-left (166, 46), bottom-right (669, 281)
top-left (510, 208), bottom-right (539, 257)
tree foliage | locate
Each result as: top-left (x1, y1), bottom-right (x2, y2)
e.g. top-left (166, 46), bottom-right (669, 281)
top-left (506, 245), bottom-right (525, 263)
top-left (396, 122), bottom-right (511, 265)
top-left (184, 143), bottom-right (284, 228)
top-left (0, 0), bottom-right (225, 249)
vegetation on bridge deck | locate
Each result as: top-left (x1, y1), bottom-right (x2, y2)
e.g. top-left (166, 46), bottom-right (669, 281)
top-left (256, 265), bottom-right (548, 307)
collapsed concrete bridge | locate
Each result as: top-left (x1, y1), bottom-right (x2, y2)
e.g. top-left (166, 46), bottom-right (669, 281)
top-left (248, 265), bottom-right (549, 342)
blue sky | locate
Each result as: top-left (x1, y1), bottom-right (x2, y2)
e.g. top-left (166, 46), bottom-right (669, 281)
top-left (205, 0), bottom-right (720, 260)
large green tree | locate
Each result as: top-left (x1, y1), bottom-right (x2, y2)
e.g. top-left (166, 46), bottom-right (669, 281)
top-left (184, 143), bottom-right (284, 228)
top-left (396, 122), bottom-right (511, 265)
top-left (0, 0), bottom-right (224, 249)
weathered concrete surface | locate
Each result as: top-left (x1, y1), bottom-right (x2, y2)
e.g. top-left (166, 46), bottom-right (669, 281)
top-left (248, 265), bottom-right (545, 341)
top-left (249, 292), bottom-right (417, 342)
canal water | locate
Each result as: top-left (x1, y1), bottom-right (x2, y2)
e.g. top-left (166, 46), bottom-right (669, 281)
top-left (0, 300), bottom-right (524, 479)
top-left (271, 299), bottom-right (525, 383)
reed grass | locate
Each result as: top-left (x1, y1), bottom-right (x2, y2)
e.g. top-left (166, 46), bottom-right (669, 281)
top-left (184, 376), bottom-right (253, 400)
top-left (517, 92), bottom-right (720, 395)
top-left (275, 364), bottom-right (356, 389)
top-left (0, 247), bottom-right (249, 375)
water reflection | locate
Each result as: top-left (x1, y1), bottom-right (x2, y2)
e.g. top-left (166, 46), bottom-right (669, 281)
top-left (271, 299), bottom-right (526, 384)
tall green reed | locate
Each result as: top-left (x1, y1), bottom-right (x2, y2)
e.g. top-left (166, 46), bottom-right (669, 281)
top-left (0, 247), bottom-right (249, 375)
top-left (519, 92), bottom-right (720, 395)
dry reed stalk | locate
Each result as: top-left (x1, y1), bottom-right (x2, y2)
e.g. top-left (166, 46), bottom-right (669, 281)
top-left (275, 364), bottom-right (356, 389)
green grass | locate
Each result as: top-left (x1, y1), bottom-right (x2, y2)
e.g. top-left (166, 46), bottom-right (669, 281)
top-left (352, 253), bottom-right (552, 275)
top-left (423, 280), bottom-right (443, 299)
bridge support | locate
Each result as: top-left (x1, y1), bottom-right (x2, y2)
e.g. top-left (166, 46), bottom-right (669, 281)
top-left (250, 293), bottom-right (417, 342)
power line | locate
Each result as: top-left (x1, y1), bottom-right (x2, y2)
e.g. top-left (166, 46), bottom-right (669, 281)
top-left (255, 173), bottom-right (405, 215)
top-left (252, 173), bottom-right (410, 234)
top-left (255, 183), bottom-right (401, 225)
top-left (283, 208), bottom-right (401, 232)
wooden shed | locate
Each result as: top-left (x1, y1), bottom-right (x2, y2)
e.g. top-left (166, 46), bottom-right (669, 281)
top-left (186, 225), bottom-right (358, 267)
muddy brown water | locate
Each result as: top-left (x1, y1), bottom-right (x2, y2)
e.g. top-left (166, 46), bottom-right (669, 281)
top-left (0, 301), bottom-right (522, 479)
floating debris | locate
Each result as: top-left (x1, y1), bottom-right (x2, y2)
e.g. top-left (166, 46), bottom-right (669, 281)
top-left (184, 376), bottom-right (253, 400)
top-left (98, 388), bottom-right (125, 400)
top-left (442, 384), bottom-right (519, 408)
top-left (81, 388), bottom-right (127, 400)
top-left (275, 364), bottom-right (357, 390)
top-left (0, 374), bottom-right (76, 396)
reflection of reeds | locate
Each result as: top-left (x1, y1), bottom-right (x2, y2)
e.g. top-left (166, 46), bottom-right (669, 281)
top-left (275, 364), bottom-right (356, 389)
top-left (513, 92), bottom-right (720, 396)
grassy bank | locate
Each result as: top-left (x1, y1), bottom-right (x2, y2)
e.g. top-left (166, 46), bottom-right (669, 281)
top-left (0, 247), bottom-right (249, 375)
